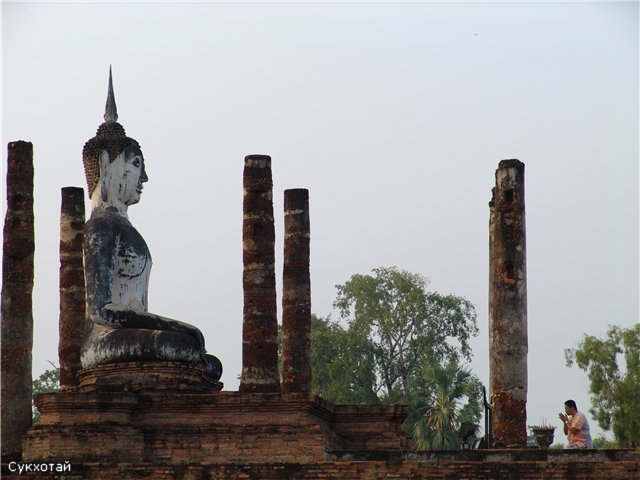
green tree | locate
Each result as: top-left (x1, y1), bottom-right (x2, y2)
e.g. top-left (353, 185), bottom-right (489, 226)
top-left (311, 315), bottom-right (380, 403)
top-left (565, 324), bottom-right (640, 448)
top-left (411, 362), bottom-right (481, 450)
top-left (311, 267), bottom-right (482, 447)
top-left (333, 267), bottom-right (478, 404)
top-left (32, 362), bottom-right (60, 423)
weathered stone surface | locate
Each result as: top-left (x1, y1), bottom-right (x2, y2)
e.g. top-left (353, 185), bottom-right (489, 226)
top-left (80, 71), bottom-right (221, 385)
top-left (240, 154), bottom-right (279, 393)
top-left (58, 187), bottom-right (86, 390)
top-left (488, 159), bottom-right (528, 448)
top-left (281, 189), bottom-right (311, 393)
top-left (1, 141), bottom-right (35, 461)
top-left (20, 388), bottom-right (408, 465)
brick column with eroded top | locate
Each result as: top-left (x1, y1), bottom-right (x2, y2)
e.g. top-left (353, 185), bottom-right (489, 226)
top-left (240, 155), bottom-right (279, 393)
top-left (489, 159), bottom-right (528, 447)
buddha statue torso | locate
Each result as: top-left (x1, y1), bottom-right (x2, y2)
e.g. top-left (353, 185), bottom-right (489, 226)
top-left (91, 207), bottom-right (151, 308)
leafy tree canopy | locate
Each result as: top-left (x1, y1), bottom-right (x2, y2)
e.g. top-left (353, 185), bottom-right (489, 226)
top-left (565, 324), bottom-right (640, 448)
top-left (311, 266), bottom-right (482, 448)
top-left (332, 267), bottom-right (478, 402)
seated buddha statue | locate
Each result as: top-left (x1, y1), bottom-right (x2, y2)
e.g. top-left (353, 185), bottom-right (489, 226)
top-left (80, 70), bottom-right (222, 384)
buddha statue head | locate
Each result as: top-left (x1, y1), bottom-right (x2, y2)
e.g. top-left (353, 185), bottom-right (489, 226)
top-left (82, 68), bottom-right (148, 211)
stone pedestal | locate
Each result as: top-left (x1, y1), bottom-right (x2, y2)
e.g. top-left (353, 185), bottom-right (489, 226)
top-left (22, 363), bottom-right (408, 466)
top-left (76, 361), bottom-right (222, 392)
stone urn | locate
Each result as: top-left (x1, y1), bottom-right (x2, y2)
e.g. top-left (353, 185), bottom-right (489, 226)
top-left (532, 426), bottom-right (556, 449)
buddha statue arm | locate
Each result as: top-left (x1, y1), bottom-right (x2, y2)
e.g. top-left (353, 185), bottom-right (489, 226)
top-left (100, 305), bottom-right (206, 351)
top-left (84, 217), bottom-right (206, 352)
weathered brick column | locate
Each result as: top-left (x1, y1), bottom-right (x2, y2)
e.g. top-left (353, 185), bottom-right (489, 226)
top-left (58, 187), bottom-right (86, 390)
top-left (240, 154), bottom-right (279, 393)
top-left (281, 189), bottom-right (311, 394)
top-left (1, 141), bottom-right (35, 460)
top-left (488, 159), bottom-right (528, 448)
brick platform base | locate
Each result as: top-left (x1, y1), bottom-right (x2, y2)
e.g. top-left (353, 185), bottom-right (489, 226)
top-left (6, 362), bottom-right (638, 479)
top-left (21, 362), bottom-right (408, 466)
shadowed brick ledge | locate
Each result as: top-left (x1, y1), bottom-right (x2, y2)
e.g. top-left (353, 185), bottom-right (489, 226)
top-left (2, 450), bottom-right (638, 479)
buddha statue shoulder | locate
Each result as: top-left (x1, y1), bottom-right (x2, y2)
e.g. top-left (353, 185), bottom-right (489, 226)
top-left (80, 69), bottom-right (222, 384)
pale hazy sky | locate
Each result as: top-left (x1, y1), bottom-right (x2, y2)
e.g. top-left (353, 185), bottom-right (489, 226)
top-left (2, 1), bottom-right (638, 441)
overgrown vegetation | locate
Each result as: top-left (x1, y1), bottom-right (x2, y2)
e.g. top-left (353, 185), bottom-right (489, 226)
top-left (311, 267), bottom-right (482, 449)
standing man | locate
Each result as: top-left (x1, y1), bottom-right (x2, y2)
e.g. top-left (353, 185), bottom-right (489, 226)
top-left (559, 399), bottom-right (592, 448)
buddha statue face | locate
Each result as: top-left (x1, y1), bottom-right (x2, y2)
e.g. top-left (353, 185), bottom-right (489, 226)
top-left (98, 144), bottom-right (148, 207)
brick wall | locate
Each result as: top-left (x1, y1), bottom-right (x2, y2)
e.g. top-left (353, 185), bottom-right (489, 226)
top-left (10, 367), bottom-right (639, 479)
top-left (3, 450), bottom-right (639, 480)
top-left (22, 388), bottom-right (408, 465)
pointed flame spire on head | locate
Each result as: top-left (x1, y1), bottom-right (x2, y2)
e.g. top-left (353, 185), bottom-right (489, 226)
top-left (84, 66), bottom-right (141, 196)
top-left (104, 66), bottom-right (118, 123)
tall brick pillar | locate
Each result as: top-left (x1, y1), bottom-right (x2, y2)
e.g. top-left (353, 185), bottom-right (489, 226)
top-left (240, 154), bottom-right (279, 393)
top-left (488, 159), bottom-right (528, 448)
top-left (1, 141), bottom-right (35, 460)
top-left (58, 187), bottom-right (86, 390)
top-left (281, 189), bottom-right (311, 394)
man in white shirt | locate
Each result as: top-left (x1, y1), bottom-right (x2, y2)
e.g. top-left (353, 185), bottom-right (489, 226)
top-left (559, 399), bottom-right (592, 448)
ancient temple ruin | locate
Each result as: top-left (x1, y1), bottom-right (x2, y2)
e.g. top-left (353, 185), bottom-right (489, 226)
top-left (1, 72), bottom-right (637, 479)
top-left (5, 71), bottom-right (409, 470)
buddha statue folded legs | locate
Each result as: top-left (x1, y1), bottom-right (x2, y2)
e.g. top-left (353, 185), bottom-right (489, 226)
top-left (82, 324), bottom-right (201, 366)
top-left (79, 69), bottom-right (222, 384)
